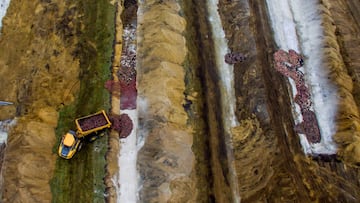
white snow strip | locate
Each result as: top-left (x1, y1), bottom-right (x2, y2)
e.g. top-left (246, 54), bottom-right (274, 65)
top-left (0, 0), bottom-right (11, 31)
top-left (0, 119), bottom-right (15, 144)
top-left (117, 109), bottom-right (138, 203)
top-left (266, 0), bottom-right (338, 154)
top-left (207, 0), bottom-right (240, 202)
top-left (291, 0), bottom-right (338, 154)
top-left (207, 0), bottom-right (238, 128)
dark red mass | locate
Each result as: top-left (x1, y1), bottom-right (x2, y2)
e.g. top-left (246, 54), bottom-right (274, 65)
top-left (274, 49), bottom-right (321, 143)
top-left (104, 55), bottom-right (137, 110)
top-left (104, 80), bottom-right (118, 93)
top-left (301, 109), bottom-right (321, 143)
top-left (118, 46), bottom-right (137, 110)
top-left (110, 114), bottom-right (133, 138)
top-left (78, 114), bottom-right (109, 131)
top-left (119, 75), bottom-right (137, 110)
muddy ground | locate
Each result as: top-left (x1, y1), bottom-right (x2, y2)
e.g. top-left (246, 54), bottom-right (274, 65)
top-left (0, 0), bottom-right (360, 202)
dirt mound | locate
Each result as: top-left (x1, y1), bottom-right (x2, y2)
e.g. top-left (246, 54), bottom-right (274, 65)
top-left (110, 114), bottom-right (133, 138)
top-left (0, 0), bottom-right (80, 201)
top-left (136, 1), bottom-right (196, 202)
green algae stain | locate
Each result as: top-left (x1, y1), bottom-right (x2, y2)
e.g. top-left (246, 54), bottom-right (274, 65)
top-left (50, 1), bottom-right (115, 203)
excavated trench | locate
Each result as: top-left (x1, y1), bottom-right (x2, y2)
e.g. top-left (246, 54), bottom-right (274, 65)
top-left (182, 1), bottom-right (231, 202)
top-left (1, 0), bottom-right (360, 202)
top-left (134, 0), bottom-right (236, 201)
top-left (218, 0), bottom-right (360, 202)
top-left (175, 0), bottom-right (308, 201)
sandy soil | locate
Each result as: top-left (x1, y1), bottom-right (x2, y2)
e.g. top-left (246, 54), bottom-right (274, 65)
top-left (0, 0), bottom-right (360, 202)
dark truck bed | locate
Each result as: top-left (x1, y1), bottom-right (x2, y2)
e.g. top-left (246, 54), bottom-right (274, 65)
top-left (75, 110), bottom-right (111, 138)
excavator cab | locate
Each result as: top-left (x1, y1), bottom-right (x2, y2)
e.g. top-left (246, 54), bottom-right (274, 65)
top-left (58, 130), bottom-right (82, 159)
top-left (64, 133), bottom-right (75, 147)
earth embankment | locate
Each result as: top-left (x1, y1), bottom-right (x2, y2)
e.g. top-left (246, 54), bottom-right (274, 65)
top-left (0, 0), bottom-right (80, 201)
top-left (0, 0), bottom-right (115, 202)
top-left (1, 0), bottom-right (360, 202)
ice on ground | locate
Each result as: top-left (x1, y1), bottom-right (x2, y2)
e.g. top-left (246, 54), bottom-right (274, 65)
top-left (0, 119), bottom-right (16, 144)
top-left (0, 0), bottom-right (11, 30)
top-left (117, 109), bottom-right (138, 203)
top-left (266, 0), bottom-right (338, 154)
top-left (207, 0), bottom-right (238, 128)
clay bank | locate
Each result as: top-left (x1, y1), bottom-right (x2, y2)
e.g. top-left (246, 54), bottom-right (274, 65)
top-left (0, 0), bottom-right (360, 202)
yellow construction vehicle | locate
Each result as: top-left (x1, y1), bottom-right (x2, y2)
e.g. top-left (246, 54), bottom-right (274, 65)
top-left (58, 110), bottom-right (111, 159)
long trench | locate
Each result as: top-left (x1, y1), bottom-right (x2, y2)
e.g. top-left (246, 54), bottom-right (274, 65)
top-left (1, 0), bottom-right (360, 202)
top-left (182, 0), bottom-right (233, 202)
top-left (128, 0), bottom-right (309, 201)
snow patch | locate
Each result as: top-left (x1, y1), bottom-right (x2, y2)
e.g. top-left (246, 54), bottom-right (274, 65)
top-left (207, 0), bottom-right (238, 128)
top-left (266, 0), bottom-right (338, 154)
top-left (0, 0), bottom-right (11, 31)
top-left (117, 109), bottom-right (138, 203)
top-left (0, 119), bottom-right (15, 144)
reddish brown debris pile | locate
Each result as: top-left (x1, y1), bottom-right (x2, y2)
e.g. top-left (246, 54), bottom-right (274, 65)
top-left (225, 52), bottom-right (246, 64)
top-left (118, 48), bottom-right (137, 110)
top-left (110, 114), bottom-right (133, 138)
top-left (119, 49), bottom-right (136, 82)
top-left (104, 55), bottom-right (137, 110)
top-left (118, 70), bottom-right (137, 110)
top-left (274, 49), bottom-right (321, 143)
top-left (77, 113), bottom-right (109, 131)
top-left (104, 27), bottom-right (137, 139)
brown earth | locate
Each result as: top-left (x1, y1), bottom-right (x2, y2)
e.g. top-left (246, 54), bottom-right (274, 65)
top-left (135, 0), bottom-right (360, 202)
top-left (136, 2), bottom-right (196, 202)
top-left (0, 0), bottom-right (116, 200)
top-left (219, 0), bottom-right (360, 202)
top-left (0, 0), bottom-right (81, 202)
top-left (1, 0), bottom-right (360, 202)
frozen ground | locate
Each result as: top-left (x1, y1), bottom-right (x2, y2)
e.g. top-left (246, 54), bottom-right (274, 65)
top-left (266, 0), bottom-right (337, 154)
top-left (117, 109), bottom-right (138, 203)
top-left (0, 0), bottom-right (10, 30)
